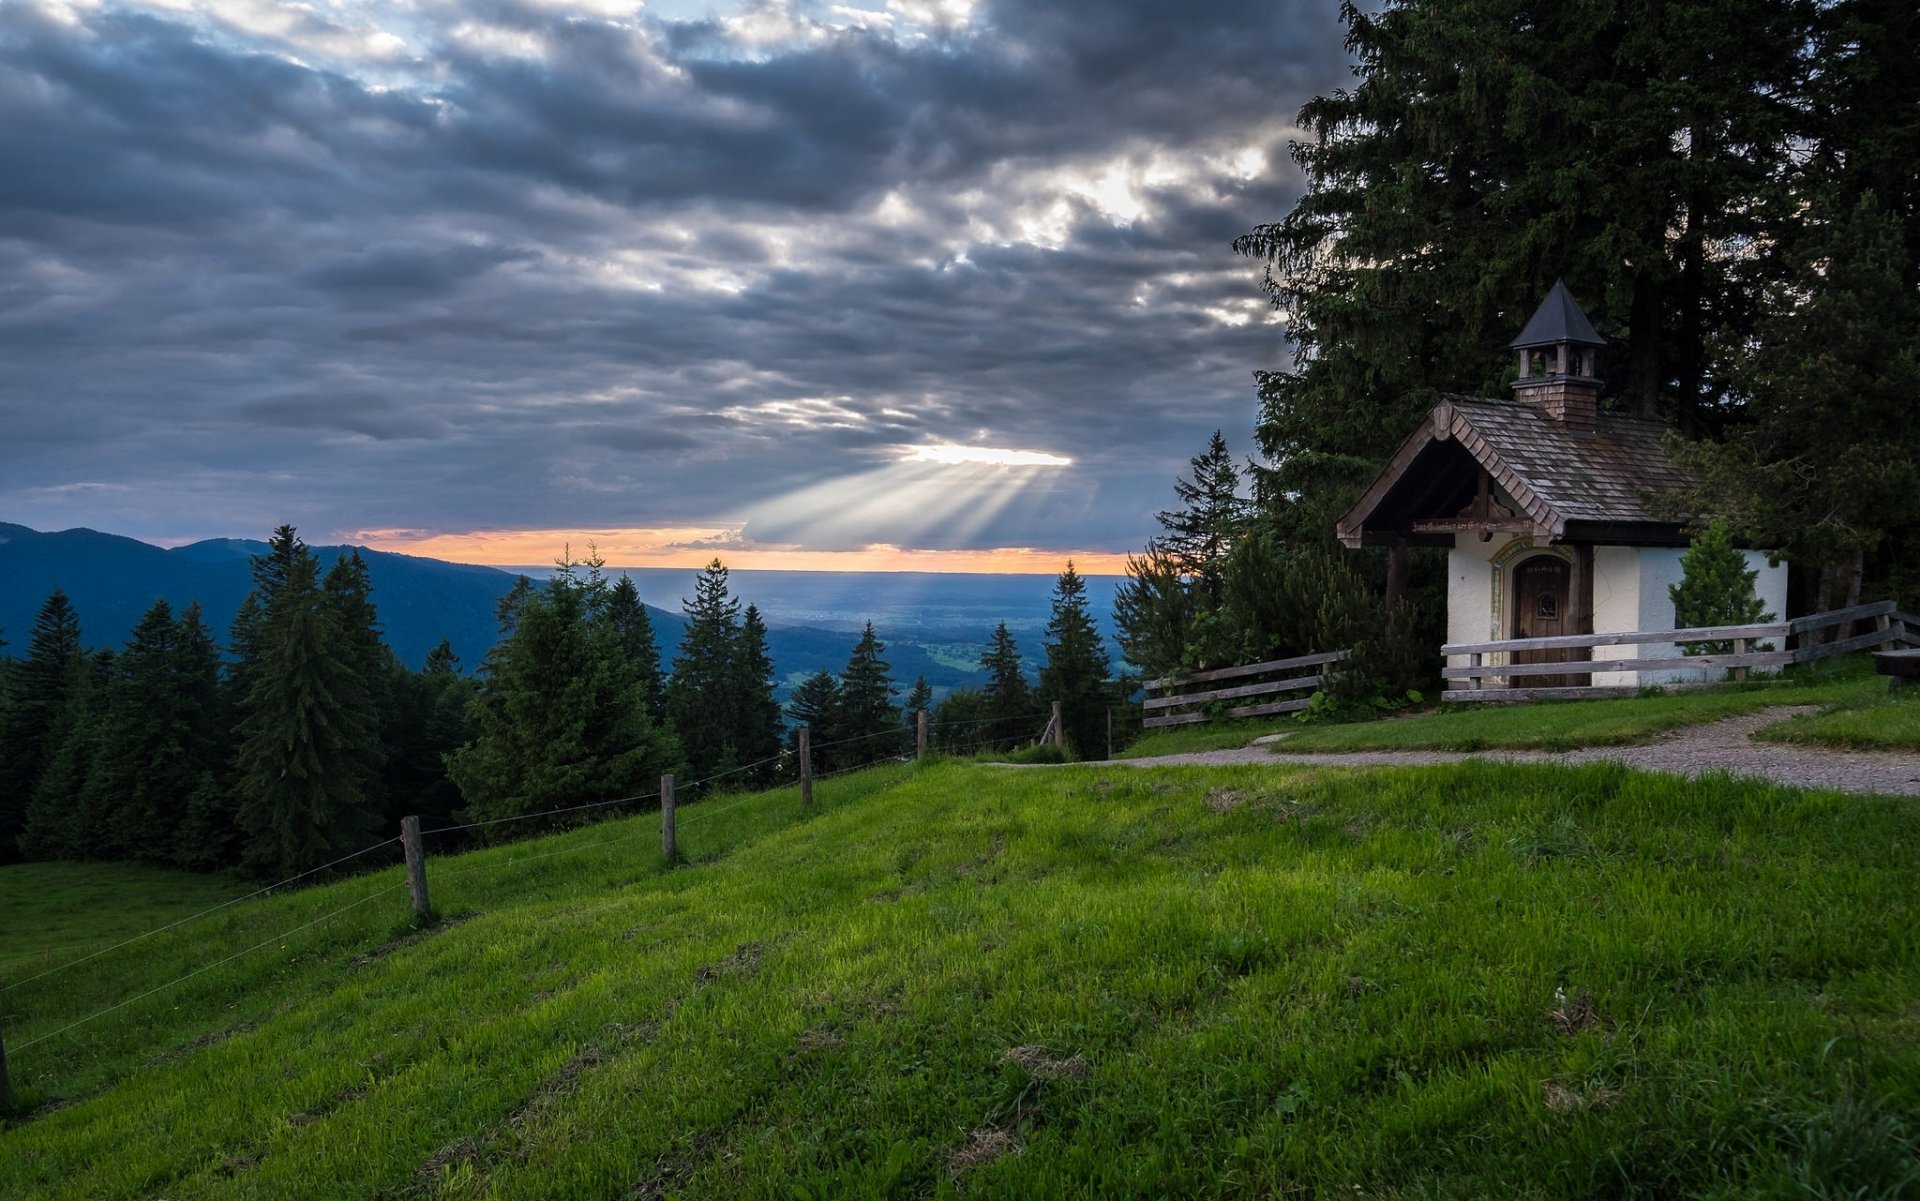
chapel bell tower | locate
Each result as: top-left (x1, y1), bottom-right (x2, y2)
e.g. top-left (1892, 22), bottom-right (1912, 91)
top-left (1510, 280), bottom-right (1606, 431)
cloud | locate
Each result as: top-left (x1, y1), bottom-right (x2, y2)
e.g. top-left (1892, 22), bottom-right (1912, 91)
top-left (0, 0), bottom-right (1350, 555)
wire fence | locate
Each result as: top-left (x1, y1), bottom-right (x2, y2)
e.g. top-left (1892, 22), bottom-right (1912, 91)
top-left (1, 707), bottom-right (1062, 1069)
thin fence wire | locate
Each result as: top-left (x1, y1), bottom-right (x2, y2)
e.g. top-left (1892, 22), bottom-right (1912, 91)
top-left (422, 790), bottom-right (663, 837)
top-left (1, 836), bottom-right (403, 995)
top-left (13, 877), bottom-right (409, 1053)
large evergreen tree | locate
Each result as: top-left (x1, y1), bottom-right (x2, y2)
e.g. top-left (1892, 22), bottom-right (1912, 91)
top-left (1038, 563), bottom-right (1114, 760)
top-left (730, 605), bottom-right (785, 785)
top-left (233, 541), bottom-right (379, 878)
top-left (0, 589), bottom-right (84, 856)
top-left (785, 669), bottom-right (840, 773)
top-left (835, 622), bottom-right (900, 768)
top-left (1234, 0), bottom-right (1807, 547)
top-left (1671, 194), bottom-right (1920, 610)
top-left (446, 571), bottom-right (679, 829)
top-left (978, 622), bottom-right (1033, 752)
top-left (666, 560), bottom-right (743, 781)
top-left (603, 575), bottom-right (666, 724)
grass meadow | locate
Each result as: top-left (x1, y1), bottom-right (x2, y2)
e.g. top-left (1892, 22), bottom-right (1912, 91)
top-left (1121, 658), bottom-right (1891, 759)
top-left (3, 756), bottom-right (1918, 1198)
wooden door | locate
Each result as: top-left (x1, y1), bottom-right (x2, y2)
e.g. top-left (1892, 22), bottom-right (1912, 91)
top-left (1512, 557), bottom-right (1574, 688)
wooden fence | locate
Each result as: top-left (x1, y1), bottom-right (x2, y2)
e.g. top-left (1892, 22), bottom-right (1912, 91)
top-left (1141, 650), bottom-right (1350, 729)
top-left (1441, 600), bottom-right (1920, 702)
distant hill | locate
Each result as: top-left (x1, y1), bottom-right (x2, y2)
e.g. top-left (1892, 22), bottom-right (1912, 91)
top-left (0, 524), bottom-right (1031, 695)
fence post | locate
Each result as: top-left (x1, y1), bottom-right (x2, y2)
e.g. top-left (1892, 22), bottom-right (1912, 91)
top-left (916, 710), bottom-right (928, 759)
top-left (1106, 708), bottom-right (1113, 761)
top-left (401, 815), bottom-right (430, 919)
top-left (1731, 637), bottom-right (1750, 682)
top-left (798, 727), bottom-right (813, 808)
top-left (1469, 651), bottom-right (1483, 691)
top-left (1051, 701), bottom-right (1064, 751)
top-left (660, 774), bottom-right (676, 862)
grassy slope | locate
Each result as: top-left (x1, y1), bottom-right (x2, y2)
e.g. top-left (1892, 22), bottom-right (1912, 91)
top-left (1756, 688), bottom-right (1920, 751)
top-left (0, 862), bottom-right (248, 978)
top-left (4, 759), bottom-right (1920, 1199)
top-left (1121, 666), bottom-right (1882, 759)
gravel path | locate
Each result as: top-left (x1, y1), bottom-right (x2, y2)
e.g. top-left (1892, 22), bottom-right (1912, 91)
top-left (1102, 706), bottom-right (1920, 797)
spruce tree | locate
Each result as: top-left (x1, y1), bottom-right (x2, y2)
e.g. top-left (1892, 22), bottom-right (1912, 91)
top-left (1112, 545), bottom-right (1195, 680)
top-left (1668, 518), bottom-right (1774, 656)
top-left (18, 650), bottom-right (109, 860)
top-left (1038, 563), bottom-right (1113, 760)
top-left (978, 622), bottom-right (1032, 751)
top-left (1154, 430), bottom-right (1247, 604)
top-left (836, 622), bottom-right (900, 768)
top-left (446, 573), bottom-right (678, 827)
top-left (731, 605), bottom-right (785, 785)
top-left (666, 560), bottom-right (743, 781)
top-left (904, 676), bottom-right (933, 729)
top-left (930, 688), bottom-right (989, 755)
top-left (0, 589), bottom-right (84, 856)
top-left (603, 576), bottom-right (666, 723)
top-left (785, 670), bottom-right (840, 773)
top-left (169, 601), bottom-right (237, 869)
top-left (233, 547), bottom-right (378, 878)
top-left (322, 550), bottom-right (395, 821)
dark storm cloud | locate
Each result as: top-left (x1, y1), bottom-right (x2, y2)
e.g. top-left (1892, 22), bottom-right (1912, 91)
top-left (0, 0), bottom-right (1351, 553)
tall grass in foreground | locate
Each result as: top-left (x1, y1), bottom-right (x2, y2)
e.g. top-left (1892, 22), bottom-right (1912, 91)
top-left (2, 758), bottom-right (1917, 1199)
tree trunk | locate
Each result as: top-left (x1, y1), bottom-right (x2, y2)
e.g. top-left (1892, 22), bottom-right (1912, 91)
top-left (1627, 273), bottom-right (1664, 418)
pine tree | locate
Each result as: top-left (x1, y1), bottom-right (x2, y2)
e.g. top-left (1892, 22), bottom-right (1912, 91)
top-left (602, 576), bottom-right (666, 723)
top-left (666, 560), bottom-right (743, 781)
top-left (446, 572), bottom-right (678, 828)
top-left (731, 605), bottom-right (785, 785)
top-left (978, 622), bottom-right (1032, 752)
top-left (1154, 430), bottom-right (1247, 604)
top-left (929, 688), bottom-right (989, 755)
top-left (233, 546), bottom-right (378, 878)
top-left (322, 550), bottom-right (396, 822)
top-left (385, 640), bottom-right (475, 836)
top-left (0, 589), bottom-right (84, 856)
top-left (1038, 563), bottom-right (1113, 760)
top-left (836, 622), bottom-right (900, 768)
top-left (1112, 545), bottom-right (1196, 679)
top-left (785, 670), bottom-right (840, 773)
top-left (1668, 518), bottom-right (1774, 656)
top-left (904, 676), bottom-right (933, 729)
top-left (18, 650), bottom-right (109, 860)
top-left (1234, 0), bottom-right (1807, 546)
top-left (169, 601), bottom-right (237, 870)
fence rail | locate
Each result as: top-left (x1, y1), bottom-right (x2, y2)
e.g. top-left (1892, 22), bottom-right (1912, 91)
top-left (1441, 601), bottom-right (1918, 702)
top-left (1141, 650), bottom-right (1350, 729)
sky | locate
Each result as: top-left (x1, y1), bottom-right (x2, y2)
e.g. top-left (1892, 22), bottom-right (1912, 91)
top-left (0, 0), bottom-right (1351, 573)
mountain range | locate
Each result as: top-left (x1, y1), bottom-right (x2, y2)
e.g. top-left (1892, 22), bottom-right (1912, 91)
top-left (0, 524), bottom-right (1121, 700)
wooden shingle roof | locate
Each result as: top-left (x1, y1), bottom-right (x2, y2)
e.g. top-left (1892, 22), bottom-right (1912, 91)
top-left (1336, 394), bottom-right (1695, 548)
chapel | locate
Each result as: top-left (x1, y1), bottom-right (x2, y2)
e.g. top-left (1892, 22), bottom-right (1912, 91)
top-left (1334, 282), bottom-right (1788, 686)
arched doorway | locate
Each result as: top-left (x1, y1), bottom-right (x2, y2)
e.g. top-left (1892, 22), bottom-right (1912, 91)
top-left (1511, 555), bottom-right (1574, 687)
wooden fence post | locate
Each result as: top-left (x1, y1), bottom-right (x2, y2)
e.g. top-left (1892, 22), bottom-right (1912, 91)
top-left (1106, 708), bottom-right (1113, 761)
top-left (660, 774), bottom-right (676, 862)
top-left (1731, 637), bottom-right (1750, 682)
top-left (401, 815), bottom-right (430, 918)
top-left (916, 710), bottom-right (928, 759)
top-left (798, 727), bottom-right (813, 808)
top-left (1051, 701), bottom-right (1064, 751)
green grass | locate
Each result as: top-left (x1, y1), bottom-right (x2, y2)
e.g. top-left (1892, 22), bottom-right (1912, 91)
top-left (1122, 661), bottom-right (1892, 761)
top-left (1755, 685), bottom-right (1920, 751)
top-left (0, 862), bottom-right (249, 978)
top-left (4, 757), bottom-right (1920, 1198)
top-left (1116, 715), bottom-right (1298, 759)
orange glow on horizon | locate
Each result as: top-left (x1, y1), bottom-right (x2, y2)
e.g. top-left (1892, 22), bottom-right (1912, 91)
top-left (350, 527), bottom-right (1132, 576)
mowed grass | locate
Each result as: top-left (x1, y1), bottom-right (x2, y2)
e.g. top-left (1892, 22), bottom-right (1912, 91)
top-left (1121, 660), bottom-right (1888, 761)
top-left (1756, 685), bottom-right (1920, 751)
top-left (0, 862), bottom-right (249, 978)
top-left (4, 757), bottom-right (1920, 1198)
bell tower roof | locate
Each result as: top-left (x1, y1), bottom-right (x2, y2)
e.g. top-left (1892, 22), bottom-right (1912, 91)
top-left (1509, 279), bottom-right (1605, 349)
